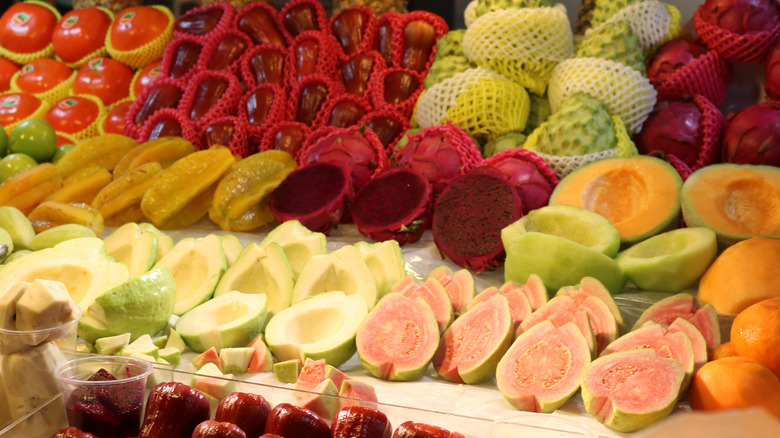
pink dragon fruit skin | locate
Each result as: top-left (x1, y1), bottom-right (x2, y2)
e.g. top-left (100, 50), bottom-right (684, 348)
top-left (721, 103), bottom-right (780, 167)
top-left (634, 100), bottom-right (704, 168)
top-left (298, 125), bottom-right (390, 190)
top-left (766, 40), bottom-right (780, 104)
top-left (698, 0), bottom-right (780, 35)
top-left (647, 38), bottom-right (709, 86)
top-left (393, 122), bottom-right (484, 195)
top-left (483, 149), bottom-right (559, 214)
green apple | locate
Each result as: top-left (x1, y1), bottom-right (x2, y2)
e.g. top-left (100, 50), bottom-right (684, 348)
top-left (103, 222), bottom-right (159, 278)
top-left (502, 204), bottom-right (622, 258)
top-left (8, 118), bottom-right (57, 163)
top-left (259, 219), bottom-right (327, 279)
top-left (616, 227), bottom-right (718, 292)
top-left (264, 291), bottom-right (369, 368)
top-left (77, 268), bottom-right (176, 344)
top-left (0, 153), bottom-right (37, 182)
top-left (213, 241), bottom-right (294, 318)
top-left (505, 232), bottom-right (626, 295)
top-left (52, 143), bottom-right (75, 163)
top-left (291, 245), bottom-right (378, 308)
top-left (153, 234), bottom-right (225, 316)
top-left (175, 291), bottom-right (267, 353)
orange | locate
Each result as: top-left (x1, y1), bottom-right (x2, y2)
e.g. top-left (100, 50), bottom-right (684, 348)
top-left (710, 341), bottom-right (737, 360)
top-left (731, 297), bottom-right (780, 378)
top-left (689, 356), bottom-right (780, 418)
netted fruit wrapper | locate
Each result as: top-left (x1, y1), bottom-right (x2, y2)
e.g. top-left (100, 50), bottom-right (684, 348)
top-left (106, 5), bottom-right (174, 70)
top-left (548, 57), bottom-right (656, 135)
top-left (666, 94), bottom-right (727, 180)
top-left (0, 1), bottom-right (60, 65)
top-left (524, 114), bottom-right (637, 179)
top-left (586, 0), bottom-right (681, 56)
top-left (463, 1), bottom-right (478, 28)
top-left (9, 68), bottom-right (76, 108)
top-left (57, 94), bottom-right (107, 141)
top-left (138, 107), bottom-right (200, 147)
top-left (462, 5), bottom-right (574, 96)
top-left (653, 49), bottom-right (731, 108)
top-left (694, 8), bottom-right (780, 65)
top-left (415, 66), bottom-right (530, 144)
top-left (173, 1), bottom-right (236, 43)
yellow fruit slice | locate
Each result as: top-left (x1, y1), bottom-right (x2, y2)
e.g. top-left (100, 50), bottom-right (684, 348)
top-left (209, 150), bottom-right (297, 232)
top-left (112, 136), bottom-right (196, 180)
top-left (45, 165), bottom-right (113, 205)
top-left (141, 146), bottom-right (236, 229)
top-left (0, 163), bottom-right (62, 215)
top-left (28, 201), bottom-right (105, 235)
top-left (56, 134), bottom-right (138, 177)
top-left (92, 162), bottom-right (163, 226)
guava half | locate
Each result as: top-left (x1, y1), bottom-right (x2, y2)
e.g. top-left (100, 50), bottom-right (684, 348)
top-left (632, 292), bottom-right (721, 352)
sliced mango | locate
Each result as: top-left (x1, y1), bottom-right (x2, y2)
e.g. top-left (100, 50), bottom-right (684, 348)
top-left (0, 163), bottom-right (62, 215)
top-left (56, 134), bottom-right (138, 177)
top-left (113, 137), bottom-right (196, 180)
top-left (28, 201), bottom-right (105, 236)
top-left (92, 162), bottom-right (163, 227)
top-left (45, 165), bottom-right (113, 205)
top-left (141, 146), bottom-right (236, 229)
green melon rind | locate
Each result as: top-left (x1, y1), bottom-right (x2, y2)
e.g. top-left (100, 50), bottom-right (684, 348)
top-left (581, 349), bottom-right (685, 433)
top-left (505, 232), bottom-right (626, 295)
top-left (681, 163), bottom-right (780, 249)
top-left (616, 227), bottom-right (718, 293)
top-left (497, 320), bottom-right (591, 413)
top-left (433, 294), bottom-right (514, 384)
top-left (356, 292), bottom-right (440, 381)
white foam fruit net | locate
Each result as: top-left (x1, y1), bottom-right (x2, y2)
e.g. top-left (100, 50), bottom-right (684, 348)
top-left (548, 57), bottom-right (656, 135)
top-left (415, 66), bottom-right (530, 142)
top-left (588, 0), bottom-right (681, 55)
top-left (464, 0), bottom-right (478, 28)
top-left (462, 5), bottom-right (574, 96)
top-left (526, 115), bottom-right (638, 179)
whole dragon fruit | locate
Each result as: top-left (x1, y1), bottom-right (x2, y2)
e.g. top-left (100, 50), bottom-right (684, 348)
top-left (766, 39), bottom-right (780, 104)
top-left (393, 122), bottom-right (484, 195)
top-left (633, 100), bottom-right (704, 167)
top-left (647, 38), bottom-right (710, 86)
top-left (483, 148), bottom-right (558, 214)
top-left (698, 0), bottom-right (780, 34)
top-left (721, 103), bottom-right (780, 167)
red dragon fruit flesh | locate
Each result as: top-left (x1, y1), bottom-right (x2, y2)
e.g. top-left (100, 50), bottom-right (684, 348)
top-left (698, 0), bottom-right (780, 34)
top-left (633, 99), bottom-right (704, 168)
top-left (721, 103), bottom-right (780, 166)
top-left (350, 167), bottom-right (433, 245)
top-left (432, 167), bottom-right (523, 274)
top-left (268, 161), bottom-right (355, 234)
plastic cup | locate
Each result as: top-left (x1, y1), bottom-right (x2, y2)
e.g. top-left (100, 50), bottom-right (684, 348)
top-left (55, 355), bottom-right (153, 438)
top-left (490, 412), bottom-right (597, 438)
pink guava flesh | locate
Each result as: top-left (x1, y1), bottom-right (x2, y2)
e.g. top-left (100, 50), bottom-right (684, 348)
top-left (350, 167), bottom-right (432, 245)
top-left (431, 169), bottom-right (523, 273)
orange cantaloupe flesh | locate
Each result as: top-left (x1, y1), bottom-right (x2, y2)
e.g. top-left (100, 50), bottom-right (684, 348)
top-left (549, 156), bottom-right (682, 246)
top-left (697, 237), bottom-right (780, 315)
top-left (681, 164), bottom-right (780, 249)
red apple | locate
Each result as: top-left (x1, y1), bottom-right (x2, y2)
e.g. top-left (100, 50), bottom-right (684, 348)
top-left (138, 382), bottom-right (211, 438)
top-left (331, 406), bottom-right (392, 438)
top-left (133, 60), bottom-right (163, 99)
top-left (45, 96), bottom-right (101, 136)
top-left (0, 2), bottom-right (58, 54)
top-left (109, 6), bottom-right (170, 52)
top-left (192, 420), bottom-right (247, 438)
top-left (14, 58), bottom-right (72, 94)
top-left (101, 100), bottom-right (132, 135)
top-left (0, 93), bottom-right (42, 127)
top-left (215, 392), bottom-right (271, 438)
top-left (73, 57), bottom-right (134, 106)
top-left (52, 8), bottom-right (112, 64)
top-left (0, 57), bottom-right (19, 92)
top-left (264, 403), bottom-right (330, 438)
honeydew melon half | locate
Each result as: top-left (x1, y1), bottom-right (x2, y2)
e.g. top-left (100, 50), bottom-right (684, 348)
top-left (213, 241), bottom-right (294, 317)
top-left (175, 291), bottom-right (268, 353)
top-left (265, 291), bottom-right (369, 367)
top-left (549, 155), bottom-right (683, 247)
top-left (153, 234), bottom-right (226, 316)
top-left (681, 163), bottom-right (780, 249)
top-left (291, 245), bottom-right (378, 309)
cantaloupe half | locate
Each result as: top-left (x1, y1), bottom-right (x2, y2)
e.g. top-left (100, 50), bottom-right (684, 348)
top-left (549, 156), bottom-right (683, 246)
top-left (681, 163), bottom-right (780, 249)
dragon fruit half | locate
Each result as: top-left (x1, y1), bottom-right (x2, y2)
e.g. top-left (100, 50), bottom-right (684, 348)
top-left (393, 122), bottom-right (483, 195)
top-left (483, 149), bottom-right (559, 214)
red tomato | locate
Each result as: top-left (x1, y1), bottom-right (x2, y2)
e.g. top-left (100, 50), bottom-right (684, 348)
top-left (73, 57), bottom-right (133, 106)
top-left (101, 100), bottom-right (132, 135)
top-left (0, 57), bottom-right (19, 92)
top-left (0, 93), bottom-right (42, 126)
top-left (51, 8), bottom-right (112, 64)
top-left (133, 59), bottom-right (162, 98)
top-left (109, 6), bottom-right (170, 52)
top-left (44, 96), bottom-right (100, 134)
top-left (0, 3), bottom-right (59, 54)
top-left (15, 59), bottom-right (72, 94)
